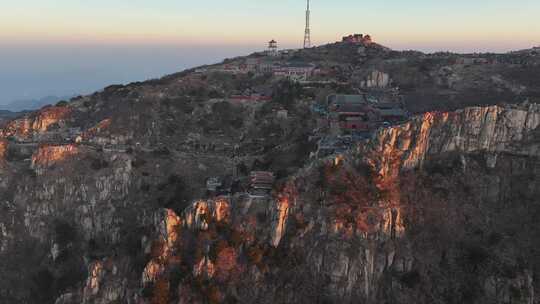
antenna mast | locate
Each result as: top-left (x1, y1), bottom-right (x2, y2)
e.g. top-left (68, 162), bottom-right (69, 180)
top-left (303, 0), bottom-right (311, 48)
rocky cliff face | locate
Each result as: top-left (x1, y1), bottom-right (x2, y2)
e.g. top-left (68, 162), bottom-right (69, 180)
top-left (31, 144), bottom-right (80, 170)
top-left (1, 103), bottom-right (539, 304)
top-left (361, 70), bottom-right (391, 89)
top-left (0, 139), bottom-right (7, 162)
top-left (370, 104), bottom-right (540, 173)
top-left (0, 70), bottom-right (318, 303)
top-left (83, 103), bottom-right (537, 304)
top-left (73, 103), bottom-right (537, 304)
top-left (1, 106), bottom-right (71, 139)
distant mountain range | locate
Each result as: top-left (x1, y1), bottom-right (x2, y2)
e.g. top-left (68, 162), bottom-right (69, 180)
top-left (0, 95), bottom-right (73, 112)
top-left (0, 109), bottom-right (27, 121)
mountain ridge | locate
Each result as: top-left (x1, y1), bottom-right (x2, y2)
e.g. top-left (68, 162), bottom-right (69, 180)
top-left (0, 41), bottom-right (540, 304)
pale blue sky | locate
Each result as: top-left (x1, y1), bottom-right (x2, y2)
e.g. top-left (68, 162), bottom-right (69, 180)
top-left (2, 0), bottom-right (539, 47)
top-left (0, 1), bottom-right (539, 105)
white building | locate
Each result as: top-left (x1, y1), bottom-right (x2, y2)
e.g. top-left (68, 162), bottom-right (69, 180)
top-left (273, 62), bottom-right (316, 80)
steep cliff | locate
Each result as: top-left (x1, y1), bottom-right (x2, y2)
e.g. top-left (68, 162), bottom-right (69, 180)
top-left (31, 144), bottom-right (80, 169)
top-left (121, 104), bottom-right (540, 304)
top-left (1, 102), bottom-right (538, 304)
top-left (1, 105), bottom-right (71, 139)
top-left (0, 71), bottom-right (318, 303)
top-left (0, 139), bottom-right (7, 162)
top-left (369, 104), bottom-right (540, 174)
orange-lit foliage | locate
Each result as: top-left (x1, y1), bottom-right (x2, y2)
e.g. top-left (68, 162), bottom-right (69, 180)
top-left (183, 282), bottom-right (223, 304)
top-left (0, 139), bottom-right (7, 161)
top-left (319, 156), bottom-right (405, 237)
top-left (31, 144), bottom-right (79, 167)
top-left (214, 199), bottom-right (230, 223)
top-left (200, 213), bottom-right (213, 227)
top-left (1, 119), bottom-right (31, 138)
top-left (165, 209), bottom-right (182, 251)
top-left (215, 246), bottom-right (239, 282)
top-left (143, 199), bottom-right (259, 301)
top-left (334, 154), bottom-right (344, 166)
top-left (208, 285), bottom-right (223, 304)
top-left (83, 118), bottom-right (112, 140)
top-left (2, 106), bottom-right (71, 138)
top-left (324, 162), bottom-right (373, 206)
top-left (143, 260), bottom-right (165, 284)
top-left (151, 278), bottom-right (169, 304)
top-left (32, 106), bottom-right (71, 132)
top-left (364, 124), bottom-right (414, 235)
top-left (143, 210), bottom-right (183, 291)
top-left (210, 240), bottom-right (229, 259)
top-left (355, 210), bottom-right (383, 234)
top-left (280, 180), bottom-right (299, 199)
top-left (231, 216), bottom-right (257, 246)
top-left (86, 261), bottom-right (103, 295)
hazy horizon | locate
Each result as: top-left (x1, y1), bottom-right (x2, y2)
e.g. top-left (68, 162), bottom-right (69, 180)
top-left (1, 0), bottom-right (539, 106)
top-left (0, 42), bottom-right (262, 105)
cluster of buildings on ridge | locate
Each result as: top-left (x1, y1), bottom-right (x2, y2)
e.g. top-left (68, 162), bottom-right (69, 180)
top-left (314, 93), bottom-right (408, 158)
top-left (213, 58), bottom-right (318, 81)
top-left (341, 33), bottom-right (373, 44)
top-left (206, 170), bottom-right (276, 199)
top-left (198, 33), bottom-right (376, 82)
top-left (204, 89), bottom-right (410, 198)
top-left (203, 92), bottom-right (409, 199)
top-left (197, 33), bottom-right (409, 197)
top-left (327, 94), bottom-right (407, 132)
